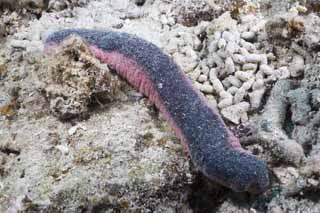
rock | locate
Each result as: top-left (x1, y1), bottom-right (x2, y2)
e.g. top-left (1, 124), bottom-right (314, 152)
top-left (267, 52), bottom-right (277, 61)
top-left (222, 78), bottom-right (232, 88)
top-left (221, 102), bottom-right (250, 124)
top-left (208, 68), bottom-right (218, 82)
top-left (235, 71), bottom-right (254, 82)
top-left (199, 82), bottom-right (214, 94)
top-left (244, 54), bottom-right (262, 63)
top-left (48, 0), bottom-right (67, 11)
top-left (208, 40), bottom-right (218, 52)
top-left (134, 0), bottom-right (146, 6)
top-left (189, 68), bottom-right (201, 81)
top-left (240, 39), bottom-right (256, 53)
top-left (241, 78), bottom-right (255, 91)
top-left (241, 31), bottom-right (256, 42)
top-left (226, 75), bottom-right (242, 88)
top-left (303, 64), bottom-right (320, 89)
top-left (197, 74), bottom-right (208, 83)
top-left (232, 54), bottom-right (245, 64)
top-left (225, 41), bottom-right (239, 55)
top-left (276, 139), bottom-right (305, 166)
top-left (227, 86), bottom-right (238, 95)
top-left (218, 98), bottom-right (233, 109)
top-left (210, 53), bottom-right (224, 67)
top-left (211, 79), bottom-right (224, 93)
top-left (218, 38), bottom-right (227, 49)
top-left (219, 91), bottom-right (233, 99)
top-left (260, 64), bottom-right (274, 75)
top-left (42, 36), bottom-right (122, 120)
top-left (260, 54), bottom-right (268, 65)
top-left (249, 88), bottom-right (265, 109)
top-left (222, 30), bottom-right (235, 42)
top-left (287, 88), bottom-right (311, 125)
top-left (301, 153), bottom-right (320, 176)
top-left (225, 57), bottom-right (235, 74)
top-left (242, 63), bottom-right (257, 71)
top-left (252, 79), bottom-right (265, 90)
top-left (274, 66), bottom-right (290, 79)
top-left (311, 89), bottom-right (320, 109)
top-left (289, 55), bottom-right (305, 77)
top-left (239, 47), bottom-right (249, 56)
top-left (233, 87), bottom-right (246, 104)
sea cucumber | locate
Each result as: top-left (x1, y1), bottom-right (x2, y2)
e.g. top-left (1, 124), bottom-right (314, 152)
top-left (45, 29), bottom-right (269, 193)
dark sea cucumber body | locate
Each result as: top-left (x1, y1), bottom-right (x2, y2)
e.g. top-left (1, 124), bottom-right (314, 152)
top-left (45, 29), bottom-right (269, 193)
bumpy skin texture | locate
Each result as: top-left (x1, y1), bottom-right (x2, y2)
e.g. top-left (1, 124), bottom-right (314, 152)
top-left (45, 29), bottom-right (269, 193)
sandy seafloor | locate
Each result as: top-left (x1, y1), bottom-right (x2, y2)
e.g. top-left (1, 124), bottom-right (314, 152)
top-left (1, 0), bottom-right (320, 212)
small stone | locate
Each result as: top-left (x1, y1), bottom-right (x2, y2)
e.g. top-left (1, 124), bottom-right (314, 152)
top-left (222, 31), bottom-right (235, 42)
top-left (221, 102), bottom-right (250, 124)
top-left (209, 68), bottom-right (218, 82)
top-left (210, 53), bottom-right (224, 67)
top-left (311, 89), bottom-right (320, 109)
top-left (160, 15), bottom-right (169, 25)
top-left (274, 67), bottom-right (290, 79)
top-left (189, 68), bottom-right (201, 81)
top-left (296, 5), bottom-right (307, 13)
top-left (10, 40), bottom-right (29, 49)
top-left (255, 71), bottom-right (264, 80)
top-left (308, 179), bottom-right (319, 186)
top-left (194, 82), bottom-right (202, 90)
top-left (241, 31), bottom-right (256, 42)
top-left (207, 95), bottom-right (218, 109)
top-left (218, 98), bottom-right (233, 109)
top-left (214, 31), bottom-right (222, 40)
top-left (235, 71), bottom-right (254, 82)
top-left (244, 54), bottom-right (262, 63)
top-left (218, 38), bottom-right (227, 49)
top-left (241, 78), bottom-right (255, 91)
top-left (234, 87), bottom-right (246, 104)
top-left (225, 41), bottom-right (240, 55)
top-left (260, 54), bottom-right (268, 65)
top-left (217, 49), bottom-right (227, 59)
top-left (239, 47), bottom-right (249, 56)
top-left (222, 78), bottom-right (232, 88)
top-left (287, 167), bottom-right (299, 178)
top-left (289, 55), bottom-right (304, 77)
top-left (301, 153), bottom-right (320, 176)
top-left (198, 74), bottom-right (208, 83)
top-left (240, 39), bottom-right (256, 52)
top-left (227, 86), bottom-right (238, 95)
top-left (232, 54), bottom-right (246, 64)
top-left (219, 91), bottom-right (233, 99)
top-left (276, 139), bottom-right (305, 166)
top-left (252, 79), bottom-right (265, 90)
top-left (199, 82), bottom-right (214, 94)
top-left (226, 76), bottom-right (242, 88)
top-left (56, 144), bottom-right (69, 155)
top-left (249, 88), bottom-right (265, 109)
top-left (242, 63), bottom-right (257, 71)
top-left (212, 79), bottom-right (224, 93)
top-left (267, 52), bottom-right (276, 61)
top-left (208, 40), bottom-right (218, 52)
top-left (260, 64), bottom-right (273, 75)
top-left (225, 57), bottom-right (235, 74)
top-left (68, 126), bottom-right (79, 135)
